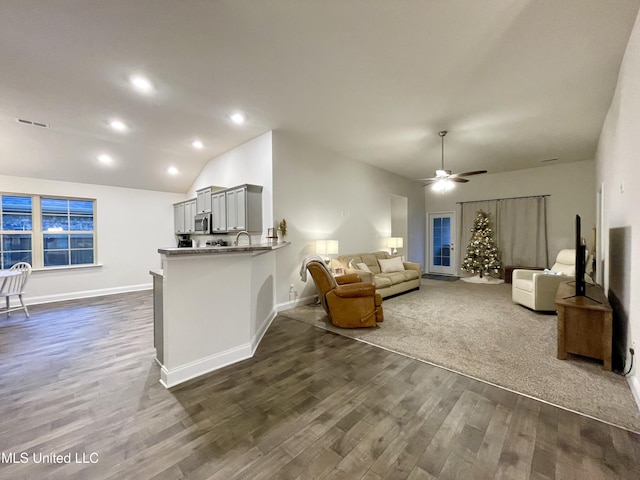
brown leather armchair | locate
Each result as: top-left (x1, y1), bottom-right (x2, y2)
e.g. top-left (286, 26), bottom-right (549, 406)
top-left (306, 260), bottom-right (383, 328)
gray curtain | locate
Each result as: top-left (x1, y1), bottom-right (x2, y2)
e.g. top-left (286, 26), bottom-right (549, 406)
top-left (460, 196), bottom-right (548, 272)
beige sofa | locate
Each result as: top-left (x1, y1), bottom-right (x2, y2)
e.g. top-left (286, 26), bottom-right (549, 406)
top-left (335, 251), bottom-right (422, 299)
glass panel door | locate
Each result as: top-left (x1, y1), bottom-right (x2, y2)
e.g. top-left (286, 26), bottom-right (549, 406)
top-left (427, 212), bottom-right (456, 275)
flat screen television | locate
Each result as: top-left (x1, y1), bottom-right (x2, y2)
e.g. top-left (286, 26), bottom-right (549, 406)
top-left (575, 214), bottom-right (586, 297)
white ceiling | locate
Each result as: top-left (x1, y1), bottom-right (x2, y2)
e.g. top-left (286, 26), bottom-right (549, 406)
top-left (1, 1), bottom-right (638, 193)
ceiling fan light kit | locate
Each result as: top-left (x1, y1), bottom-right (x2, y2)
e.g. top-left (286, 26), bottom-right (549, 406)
top-left (432, 178), bottom-right (455, 193)
top-left (419, 130), bottom-right (487, 192)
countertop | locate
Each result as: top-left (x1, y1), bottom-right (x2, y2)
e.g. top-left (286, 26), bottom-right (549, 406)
top-left (158, 241), bottom-right (290, 256)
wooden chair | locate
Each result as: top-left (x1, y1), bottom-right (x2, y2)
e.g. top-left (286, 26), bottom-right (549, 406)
top-left (0, 262), bottom-right (32, 318)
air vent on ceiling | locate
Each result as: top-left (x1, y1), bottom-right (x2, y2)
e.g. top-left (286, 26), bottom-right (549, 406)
top-left (15, 117), bottom-right (50, 129)
top-left (540, 157), bottom-right (558, 163)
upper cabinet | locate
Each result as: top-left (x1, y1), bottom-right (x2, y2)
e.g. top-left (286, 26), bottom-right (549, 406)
top-left (195, 186), bottom-right (216, 214)
top-left (211, 191), bottom-right (227, 232)
top-left (174, 185), bottom-right (262, 235)
top-left (174, 203), bottom-right (185, 234)
top-left (184, 199), bottom-right (196, 233)
top-left (174, 199), bottom-right (197, 234)
top-left (226, 184), bottom-right (263, 232)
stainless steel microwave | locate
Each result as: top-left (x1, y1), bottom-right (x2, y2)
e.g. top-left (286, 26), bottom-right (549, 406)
top-left (194, 213), bottom-right (211, 234)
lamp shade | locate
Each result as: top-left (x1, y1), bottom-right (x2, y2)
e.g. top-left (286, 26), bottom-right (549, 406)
top-left (388, 237), bottom-right (403, 249)
top-left (316, 239), bottom-right (339, 255)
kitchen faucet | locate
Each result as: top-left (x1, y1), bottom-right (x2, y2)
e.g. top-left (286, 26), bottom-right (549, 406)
top-left (234, 230), bottom-right (252, 246)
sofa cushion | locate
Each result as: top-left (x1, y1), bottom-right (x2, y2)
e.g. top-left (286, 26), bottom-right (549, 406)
top-left (378, 256), bottom-right (405, 273)
top-left (355, 262), bottom-right (372, 272)
top-left (401, 269), bottom-right (420, 281)
top-left (373, 275), bottom-right (393, 289)
top-left (347, 257), bottom-right (363, 269)
top-left (378, 270), bottom-right (420, 286)
top-left (359, 253), bottom-right (382, 274)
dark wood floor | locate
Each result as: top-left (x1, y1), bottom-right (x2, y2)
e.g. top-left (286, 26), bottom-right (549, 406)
top-left (0, 291), bottom-right (639, 479)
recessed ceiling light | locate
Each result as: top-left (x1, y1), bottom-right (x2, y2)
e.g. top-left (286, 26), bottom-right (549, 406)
top-left (230, 112), bottom-right (246, 125)
top-left (97, 154), bottom-right (113, 165)
top-left (130, 74), bottom-right (154, 94)
top-left (191, 139), bottom-right (204, 150)
top-left (109, 119), bottom-right (128, 132)
top-left (168, 166), bottom-right (179, 175)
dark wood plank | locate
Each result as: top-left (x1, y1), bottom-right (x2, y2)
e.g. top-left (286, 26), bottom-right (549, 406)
top-left (0, 291), bottom-right (638, 480)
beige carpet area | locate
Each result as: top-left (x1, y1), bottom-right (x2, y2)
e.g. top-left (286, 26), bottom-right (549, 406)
top-left (280, 279), bottom-right (640, 433)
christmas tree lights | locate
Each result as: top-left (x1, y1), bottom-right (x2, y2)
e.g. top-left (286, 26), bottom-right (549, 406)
top-left (461, 210), bottom-right (502, 278)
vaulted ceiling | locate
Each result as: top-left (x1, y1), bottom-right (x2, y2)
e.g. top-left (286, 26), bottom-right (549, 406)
top-left (1, 1), bottom-right (638, 192)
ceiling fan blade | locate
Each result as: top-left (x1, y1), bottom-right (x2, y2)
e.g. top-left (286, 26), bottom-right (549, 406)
top-left (416, 176), bottom-right (438, 182)
top-left (450, 177), bottom-right (469, 183)
top-left (449, 170), bottom-right (488, 178)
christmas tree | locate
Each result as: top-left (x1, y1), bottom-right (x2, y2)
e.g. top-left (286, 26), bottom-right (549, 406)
top-left (461, 210), bottom-right (501, 278)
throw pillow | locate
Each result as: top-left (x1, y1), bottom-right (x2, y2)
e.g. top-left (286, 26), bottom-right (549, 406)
top-left (378, 256), bottom-right (405, 273)
top-left (356, 262), bottom-right (372, 272)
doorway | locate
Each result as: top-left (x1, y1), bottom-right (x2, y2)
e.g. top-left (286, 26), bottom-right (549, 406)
top-left (427, 212), bottom-right (456, 275)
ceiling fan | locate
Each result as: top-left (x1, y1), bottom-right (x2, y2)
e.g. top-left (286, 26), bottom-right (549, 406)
top-left (419, 131), bottom-right (487, 192)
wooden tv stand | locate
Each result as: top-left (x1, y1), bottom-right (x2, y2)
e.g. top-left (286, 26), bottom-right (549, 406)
top-left (555, 281), bottom-right (612, 370)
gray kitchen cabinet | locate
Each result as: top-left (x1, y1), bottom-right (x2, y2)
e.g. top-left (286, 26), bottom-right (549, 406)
top-left (226, 184), bottom-right (262, 232)
top-left (184, 199), bottom-right (196, 233)
top-left (173, 202), bottom-right (185, 233)
top-left (211, 191), bottom-right (227, 232)
top-left (174, 199), bottom-right (196, 233)
top-left (196, 186), bottom-right (213, 214)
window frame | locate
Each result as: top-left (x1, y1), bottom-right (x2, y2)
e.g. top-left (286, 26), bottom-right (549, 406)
top-left (0, 192), bottom-right (97, 270)
top-left (0, 194), bottom-right (34, 269)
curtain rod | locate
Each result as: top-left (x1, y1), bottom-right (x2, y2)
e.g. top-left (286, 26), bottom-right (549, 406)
top-left (457, 194), bottom-right (550, 205)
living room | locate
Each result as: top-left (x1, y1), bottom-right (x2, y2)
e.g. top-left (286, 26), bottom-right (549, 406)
top-left (2, 2), bottom-right (640, 478)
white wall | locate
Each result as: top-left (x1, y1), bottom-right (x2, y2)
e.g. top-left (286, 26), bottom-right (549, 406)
top-left (187, 131), bottom-right (273, 243)
top-left (391, 194), bottom-right (409, 257)
top-left (596, 8), bottom-right (640, 407)
top-left (0, 174), bottom-right (183, 303)
top-left (423, 160), bottom-right (596, 274)
top-left (272, 130), bottom-right (425, 305)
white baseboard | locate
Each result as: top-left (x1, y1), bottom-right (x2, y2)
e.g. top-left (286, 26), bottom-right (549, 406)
top-left (160, 344), bottom-right (252, 389)
top-left (251, 309), bottom-right (277, 355)
top-left (23, 284), bottom-right (152, 306)
top-left (160, 309), bottom-right (277, 389)
top-left (276, 294), bottom-right (317, 312)
top-left (628, 374), bottom-right (640, 412)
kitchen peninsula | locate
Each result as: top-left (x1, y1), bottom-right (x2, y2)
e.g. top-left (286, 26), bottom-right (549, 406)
top-left (151, 242), bottom-right (289, 388)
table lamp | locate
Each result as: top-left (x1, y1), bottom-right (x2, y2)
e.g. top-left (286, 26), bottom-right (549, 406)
top-left (388, 237), bottom-right (403, 255)
top-left (316, 239), bottom-right (339, 265)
